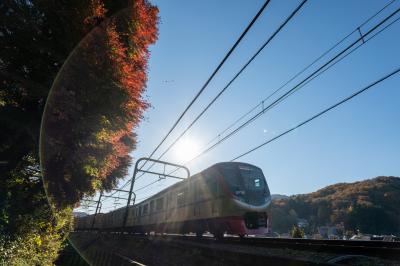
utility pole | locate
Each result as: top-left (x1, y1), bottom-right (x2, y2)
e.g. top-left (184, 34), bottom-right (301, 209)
top-left (91, 191), bottom-right (103, 229)
top-left (122, 157), bottom-right (190, 230)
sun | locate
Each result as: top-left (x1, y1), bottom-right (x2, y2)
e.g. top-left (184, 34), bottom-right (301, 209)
top-left (172, 137), bottom-right (200, 162)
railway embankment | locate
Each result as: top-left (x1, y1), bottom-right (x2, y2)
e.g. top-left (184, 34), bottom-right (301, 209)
top-left (68, 232), bottom-right (400, 265)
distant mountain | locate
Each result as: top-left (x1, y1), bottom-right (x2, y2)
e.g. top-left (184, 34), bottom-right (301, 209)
top-left (270, 176), bottom-right (400, 235)
top-left (271, 194), bottom-right (289, 200)
top-left (72, 211), bottom-right (88, 218)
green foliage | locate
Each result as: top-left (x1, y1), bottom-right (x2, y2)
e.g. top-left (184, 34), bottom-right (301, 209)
top-left (270, 205), bottom-right (297, 233)
top-left (271, 176), bottom-right (400, 235)
top-left (0, 154), bottom-right (73, 265)
top-left (0, 0), bottom-right (157, 264)
top-left (0, 209), bottom-right (73, 266)
top-left (291, 226), bottom-right (305, 238)
top-left (54, 239), bottom-right (89, 266)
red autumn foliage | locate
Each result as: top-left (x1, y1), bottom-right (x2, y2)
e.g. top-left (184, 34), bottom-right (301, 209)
top-left (84, 0), bottom-right (107, 26)
top-left (40, 0), bottom-right (158, 207)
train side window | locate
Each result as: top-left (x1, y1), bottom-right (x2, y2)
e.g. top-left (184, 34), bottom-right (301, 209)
top-left (177, 192), bottom-right (184, 206)
top-left (156, 197), bottom-right (164, 211)
top-left (197, 178), bottom-right (205, 201)
top-left (143, 204), bottom-right (148, 216)
top-left (139, 206), bottom-right (143, 216)
top-left (193, 180), bottom-right (199, 201)
top-left (177, 187), bottom-right (188, 206)
top-left (150, 200), bottom-right (155, 213)
top-left (168, 192), bottom-right (174, 208)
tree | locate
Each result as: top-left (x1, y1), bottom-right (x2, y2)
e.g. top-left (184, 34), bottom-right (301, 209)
top-left (40, 0), bottom-right (158, 207)
top-left (0, 0), bottom-right (158, 264)
top-left (291, 225), bottom-right (305, 238)
top-left (270, 176), bottom-right (400, 237)
top-left (270, 201), bottom-right (297, 233)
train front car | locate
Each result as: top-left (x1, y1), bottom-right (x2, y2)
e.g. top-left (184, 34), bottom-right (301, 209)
top-left (215, 162), bottom-right (271, 237)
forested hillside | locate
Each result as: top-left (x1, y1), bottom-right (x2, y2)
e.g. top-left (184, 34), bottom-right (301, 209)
top-left (270, 176), bottom-right (400, 235)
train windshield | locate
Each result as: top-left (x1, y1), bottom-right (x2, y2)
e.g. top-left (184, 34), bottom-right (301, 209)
top-left (220, 163), bottom-right (270, 205)
top-left (239, 165), bottom-right (266, 191)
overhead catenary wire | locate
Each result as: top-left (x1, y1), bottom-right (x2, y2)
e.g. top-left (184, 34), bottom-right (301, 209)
top-left (122, 68), bottom-right (400, 199)
top-left (175, 5), bottom-right (400, 167)
top-left (104, 0), bottom-right (273, 196)
top-left (136, 0), bottom-right (272, 171)
top-left (97, 1), bottom-right (398, 208)
top-left (204, 0), bottom-right (397, 147)
top-left (134, 179), bottom-right (160, 193)
top-left (140, 0), bottom-right (309, 177)
top-left (118, 1), bottom-right (400, 195)
top-left (231, 67), bottom-right (400, 161)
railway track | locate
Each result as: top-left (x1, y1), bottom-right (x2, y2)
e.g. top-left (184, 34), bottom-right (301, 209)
top-left (138, 233), bottom-right (400, 261)
top-left (228, 236), bottom-right (400, 260)
top-left (70, 232), bottom-right (328, 265)
top-left (70, 232), bottom-right (400, 265)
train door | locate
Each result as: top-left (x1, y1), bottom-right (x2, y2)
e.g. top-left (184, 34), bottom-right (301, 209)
top-left (204, 169), bottom-right (219, 216)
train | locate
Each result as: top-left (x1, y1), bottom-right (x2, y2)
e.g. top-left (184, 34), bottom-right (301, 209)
top-left (75, 162), bottom-right (272, 238)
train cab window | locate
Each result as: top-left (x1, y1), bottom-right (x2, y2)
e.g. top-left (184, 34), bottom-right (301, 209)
top-left (143, 204), bottom-right (149, 216)
top-left (150, 200), bottom-right (155, 213)
top-left (156, 197), bottom-right (164, 211)
top-left (240, 166), bottom-right (266, 191)
top-left (220, 164), bottom-right (242, 192)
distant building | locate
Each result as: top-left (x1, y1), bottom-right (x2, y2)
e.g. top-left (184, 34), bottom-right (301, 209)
top-left (370, 235), bottom-right (398, 242)
top-left (313, 233), bottom-right (323, 240)
top-left (317, 225), bottom-right (344, 239)
top-left (350, 234), bottom-right (371, 240)
top-left (280, 233), bottom-right (291, 238)
top-left (297, 218), bottom-right (309, 228)
top-left (318, 226), bottom-right (339, 239)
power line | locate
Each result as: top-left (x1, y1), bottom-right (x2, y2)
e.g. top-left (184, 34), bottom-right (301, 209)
top-left (141, 0), bottom-right (309, 176)
top-left (137, 0), bottom-right (272, 171)
top-left (177, 5), bottom-right (400, 166)
top-left (151, 2), bottom-right (400, 203)
top-left (98, 59), bottom-right (399, 212)
top-left (204, 0), bottom-right (397, 147)
top-left (201, 0), bottom-right (396, 151)
top-left (105, 0), bottom-right (272, 195)
top-left (102, 1), bottom-right (398, 205)
top-left (231, 67), bottom-right (400, 161)
top-left (134, 179), bottom-right (160, 193)
top-left (141, 0), bottom-right (400, 188)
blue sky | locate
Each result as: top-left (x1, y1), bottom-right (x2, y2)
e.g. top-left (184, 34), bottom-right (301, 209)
top-left (96, 0), bottom-right (400, 212)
